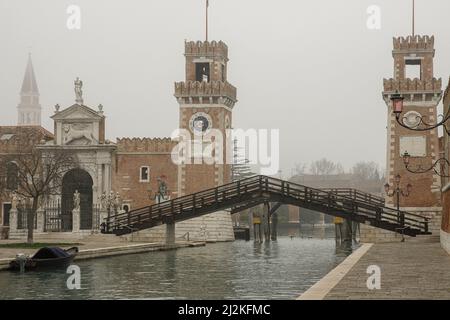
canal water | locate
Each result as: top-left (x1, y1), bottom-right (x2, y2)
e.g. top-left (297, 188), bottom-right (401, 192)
top-left (0, 229), bottom-right (356, 300)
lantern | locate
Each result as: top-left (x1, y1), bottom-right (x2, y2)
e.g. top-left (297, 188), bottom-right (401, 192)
top-left (403, 151), bottom-right (411, 167)
top-left (391, 92), bottom-right (404, 114)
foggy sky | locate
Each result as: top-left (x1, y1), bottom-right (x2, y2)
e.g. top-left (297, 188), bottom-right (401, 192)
top-left (1, 0), bottom-right (449, 178)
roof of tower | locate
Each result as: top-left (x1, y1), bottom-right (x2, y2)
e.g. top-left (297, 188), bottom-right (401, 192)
top-left (184, 40), bottom-right (228, 60)
top-left (393, 35), bottom-right (435, 52)
top-left (20, 54), bottom-right (39, 95)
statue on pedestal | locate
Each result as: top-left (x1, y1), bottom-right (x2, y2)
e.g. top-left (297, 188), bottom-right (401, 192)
top-left (99, 192), bottom-right (107, 210)
top-left (74, 77), bottom-right (83, 104)
top-left (73, 190), bottom-right (80, 210)
top-left (114, 192), bottom-right (122, 212)
top-left (11, 192), bottom-right (19, 210)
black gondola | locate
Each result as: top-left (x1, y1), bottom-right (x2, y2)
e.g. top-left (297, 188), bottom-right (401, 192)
top-left (8, 247), bottom-right (79, 271)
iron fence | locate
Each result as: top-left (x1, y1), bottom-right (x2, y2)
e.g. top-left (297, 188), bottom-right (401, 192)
top-left (17, 207), bottom-right (37, 230)
top-left (92, 204), bottom-right (101, 230)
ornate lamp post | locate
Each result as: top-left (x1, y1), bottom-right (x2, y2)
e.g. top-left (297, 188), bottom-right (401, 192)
top-left (391, 92), bottom-right (450, 177)
top-left (392, 92), bottom-right (450, 133)
top-left (402, 151), bottom-right (450, 177)
top-left (384, 174), bottom-right (412, 229)
top-left (153, 175), bottom-right (169, 204)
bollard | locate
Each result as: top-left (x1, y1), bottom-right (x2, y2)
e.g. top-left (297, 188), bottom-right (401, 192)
top-left (15, 253), bottom-right (28, 273)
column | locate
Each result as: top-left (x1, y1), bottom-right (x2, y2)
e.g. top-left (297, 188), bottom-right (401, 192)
top-left (36, 209), bottom-right (45, 233)
top-left (271, 212), bottom-right (278, 241)
top-left (9, 209), bottom-right (18, 234)
top-left (263, 202), bottom-right (270, 242)
top-left (72, 209), bottom-right (80, 232)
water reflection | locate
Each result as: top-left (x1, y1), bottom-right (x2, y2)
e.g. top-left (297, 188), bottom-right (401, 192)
top-left (0, 235), bottom-right (356, 300)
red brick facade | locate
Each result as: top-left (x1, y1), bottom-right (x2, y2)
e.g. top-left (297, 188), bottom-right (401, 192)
top-left (383, 36), bottom-right (442, 208)
top-left (441, 79), bottom-right (450, 233)
top-left (112, 138), bottom-right (178, 211)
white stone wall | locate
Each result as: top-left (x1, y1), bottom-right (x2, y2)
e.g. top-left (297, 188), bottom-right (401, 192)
top-left (124, 211), bottom-right (235, 243)
top-left (441, 229), bottom-right (450, 255)
top-left (360, 223), bottom-right (404, 243)
top-left (360, 208), bottom-right (442, 243)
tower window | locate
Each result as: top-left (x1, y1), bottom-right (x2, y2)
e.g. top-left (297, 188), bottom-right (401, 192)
top-left (140, 166), bottom-right (150, 182)
top-left (221, 64), bottom-right (226, 82)
top-left (196, 63), bottom-right (210, 82)
top-left (405, 59), bottom-right (421, 80)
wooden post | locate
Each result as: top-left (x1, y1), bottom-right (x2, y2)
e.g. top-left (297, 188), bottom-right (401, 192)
top-left (271, 211), bottom-right (278, 241)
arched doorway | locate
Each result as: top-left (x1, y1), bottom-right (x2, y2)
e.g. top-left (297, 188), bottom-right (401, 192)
top-left (62, 169), bottom-right (93, 230)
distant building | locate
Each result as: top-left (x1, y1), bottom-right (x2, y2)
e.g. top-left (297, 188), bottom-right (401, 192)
top-left (17, 54), bottom-right (41, 126)
top-left (1, 41), bottom-right (237, 242)
top-left (288, 174), bottom-right (383, 224)
top-left (0, 126), bottom-right (53, 232)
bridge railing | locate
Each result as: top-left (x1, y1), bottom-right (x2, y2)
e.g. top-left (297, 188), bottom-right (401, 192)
top-left (104, 175), bottom-right (264, 232)
top-left (260, 176), bottom-right (429, 232)
top-left (104, 175), bottom-right (429, 235)
top-left (320, 188), bottom-right (385, 207)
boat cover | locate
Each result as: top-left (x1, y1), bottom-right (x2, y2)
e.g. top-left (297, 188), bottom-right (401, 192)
top-left (31, 247), bottom-right (71, 259)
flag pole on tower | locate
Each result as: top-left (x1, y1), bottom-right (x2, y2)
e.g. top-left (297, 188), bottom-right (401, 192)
top-left (206, 0), bottom-right (209, 42)
top-left (412, 0), bottom-right (415, 37)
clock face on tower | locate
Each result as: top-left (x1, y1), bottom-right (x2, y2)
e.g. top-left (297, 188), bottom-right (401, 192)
top-left (189, 112), bottom-right (212, 135)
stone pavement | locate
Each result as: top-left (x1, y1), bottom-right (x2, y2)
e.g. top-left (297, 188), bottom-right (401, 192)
top-left (324, 242), bottom-right (450, 300)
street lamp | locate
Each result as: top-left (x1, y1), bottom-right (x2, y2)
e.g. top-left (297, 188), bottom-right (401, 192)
top-left (384, 174), bottom-right (412, 230)
top-left (391, 91), bottom-right (450, 133)
top-left (391, 92), bottom-right (450, 177)
top-left (402, 151), bottom-right (450, 178)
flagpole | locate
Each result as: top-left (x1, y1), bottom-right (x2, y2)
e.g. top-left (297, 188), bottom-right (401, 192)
top-left (412, 0), bottom-right (415, 37)
top-left (206, 0), bottom-right (209, 42)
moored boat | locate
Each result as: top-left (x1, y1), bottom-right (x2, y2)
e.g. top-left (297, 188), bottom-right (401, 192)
top-left (9, 247), bottom-right (78, 271)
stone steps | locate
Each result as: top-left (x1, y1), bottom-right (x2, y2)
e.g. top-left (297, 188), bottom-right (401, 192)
top-left (406, 235), bottom-right (440, 243)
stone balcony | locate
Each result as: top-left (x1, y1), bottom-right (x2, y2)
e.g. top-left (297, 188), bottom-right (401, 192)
top-left (174, 81), bottom-right (237, 105)
top-left (382, 78), bottom-right (442, 105)
top-left (383, 78), bottom-right (442, 93)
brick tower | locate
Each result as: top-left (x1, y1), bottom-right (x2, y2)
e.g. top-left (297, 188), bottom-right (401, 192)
top-left (18, 54), bottom-right (41, 126)
top-left (383, 35), bottom-right (442, 209)
top-left (174, 40), bottom-right (237, 196)
top-left (172, 40), bottom-right (237, 241)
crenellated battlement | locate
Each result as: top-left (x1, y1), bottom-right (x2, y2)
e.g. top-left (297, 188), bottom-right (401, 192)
top-left (383, 77), bottom-right (442, 93)
top-left (393, 35), bottom-right (435, 51)
top-left (174, 80), bottom-right (237, 103)
top-left (116, 137), bottom-right (176, 153)
top-left (185, 40), bottom-right (228, 60)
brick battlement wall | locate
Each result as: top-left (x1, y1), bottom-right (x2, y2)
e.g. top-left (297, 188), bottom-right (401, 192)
top-left (185, 41), bottom-right (228, 60)
top-left (393, 35), bottom-right (435, 51)
top-left (174, 81), bottom-right (237, 103)
top-left (383, 78), bottom-right (442, 93)
top-left (116, 138), bottom-right (176, 153)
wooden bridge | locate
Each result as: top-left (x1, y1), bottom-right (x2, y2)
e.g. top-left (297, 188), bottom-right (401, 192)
top-left (101, 175), bottom-right (430, 241)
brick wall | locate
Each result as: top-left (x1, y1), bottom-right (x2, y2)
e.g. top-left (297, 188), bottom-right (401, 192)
top-left (112, 138), bottom-right (178, 210)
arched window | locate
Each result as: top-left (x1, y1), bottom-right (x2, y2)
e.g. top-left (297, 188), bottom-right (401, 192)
top-left (6, 162), bottom-right (19, 190)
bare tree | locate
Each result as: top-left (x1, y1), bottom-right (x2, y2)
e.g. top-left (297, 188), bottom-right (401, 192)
top-left (0, 132), bottom-right (78, 243)
top-left (310, 158), bottom-right (343, 175)
top-left (352, 161), bottom-right (381, 181)
top-left (293, 162), bottom-right (307, 176)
